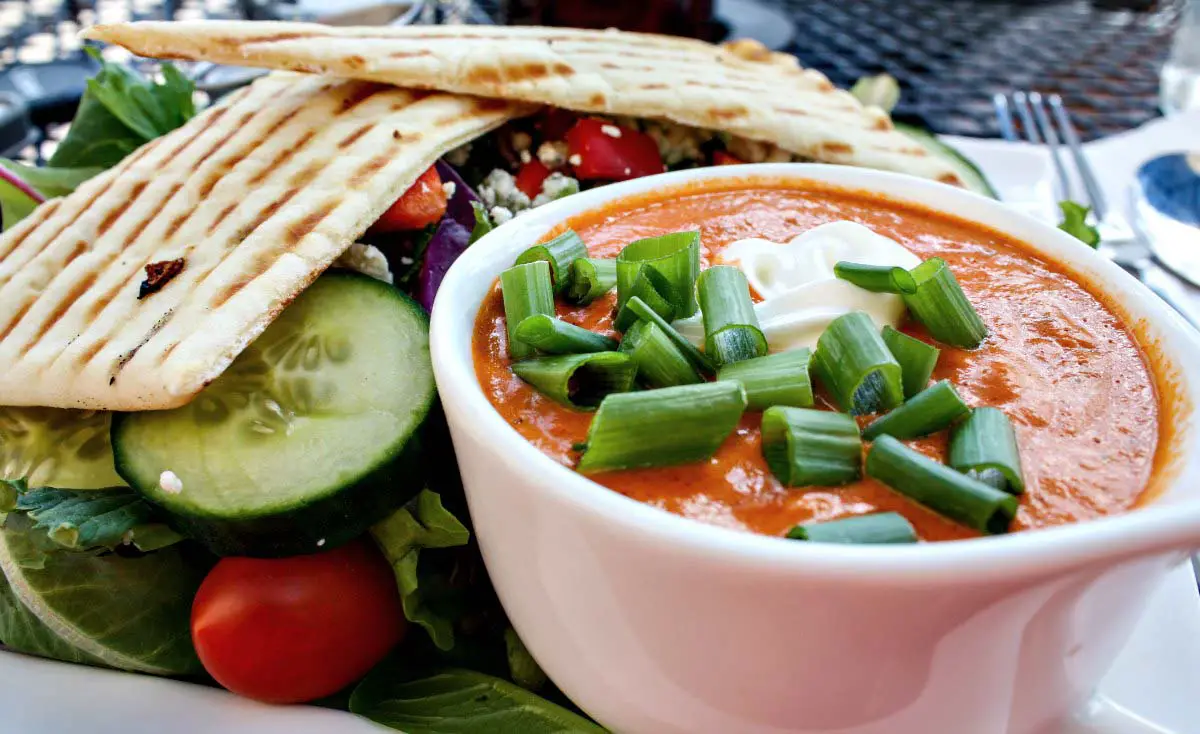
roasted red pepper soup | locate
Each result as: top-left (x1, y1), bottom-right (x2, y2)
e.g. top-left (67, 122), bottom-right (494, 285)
top-left (472, 181), bottom-right (1161, 542)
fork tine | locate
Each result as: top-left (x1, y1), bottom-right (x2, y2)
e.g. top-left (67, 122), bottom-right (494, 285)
top-left (992, 93), bottom-right (1018, 141)
top-left (1012, 91), bottom-right (1042, 145)
top-left (1027, 91), bottom-right (1074, 203)
top-left (1048, 94), bottom-right (1107, 221)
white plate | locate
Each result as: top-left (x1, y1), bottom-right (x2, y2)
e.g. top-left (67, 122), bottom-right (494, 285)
top-left (2, 136), bottom-right (1196, 734)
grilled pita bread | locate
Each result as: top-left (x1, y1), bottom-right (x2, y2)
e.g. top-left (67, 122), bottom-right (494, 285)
top-left (82, 21), bottom-right (966, 187)
top-left (0, 72), bottom-right (524, 411)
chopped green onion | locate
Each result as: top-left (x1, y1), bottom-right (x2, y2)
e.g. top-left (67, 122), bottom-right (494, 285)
top-left (787, 512), bottom-right (917, 544)
top-left (615, 231), bottom-right (701, 317)
top-left (966, 467), bottom-right (1009, 492)
top-left (833, 262), bottom-right (916, 293)
top-left (761, 407), bottom-right (862, 487)
top-left (902, 258), bottom-right (988, 349)
top-left (949, 407), bottom-right (1025, 494)
top-left (515, 229), bottom-right (588, 294)
top-left (619, 320), bottom-right (702, 388)
top-left (866, 435), bottom-right (1018, 534)
top-left (813, 311), bottom-right (904, 415)
top-left (511, 353), bottom-right (637, 411)
top-left (862, 380), bottom-right (970, 441)
top-left (514, 314), bottom-right (617, 354)
top-left (500, 261), bottom-right (555, 361)
top-left (565, 257), bottom-right (617, 305)
top-left (881, 325), bottom-right (940, 398)
top-left (623, 295), bottom-right (716, 375)
top-left (716, 349), bottom-right (813, 410)
top-left (697, 266), bottom-right (767, 366)
top-left (576, 382), bottom-right (747, 474)
top-left (613, 266), bottom-right (676, 331)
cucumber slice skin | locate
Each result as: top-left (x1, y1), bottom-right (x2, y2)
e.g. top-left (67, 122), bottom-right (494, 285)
top-left (112, 273), bottom-right (435, 558)
top-left (894, 123), bottom-right (998, 199)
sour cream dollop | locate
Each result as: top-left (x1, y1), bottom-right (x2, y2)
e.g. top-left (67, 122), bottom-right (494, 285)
top-left (674, 221), bottom-right (921, 351)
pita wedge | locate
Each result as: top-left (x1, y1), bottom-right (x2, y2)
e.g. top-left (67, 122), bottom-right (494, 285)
top-left (0, 71), bottom-right (522, 411)
top-left (82, 21), bottom-right (966, 187)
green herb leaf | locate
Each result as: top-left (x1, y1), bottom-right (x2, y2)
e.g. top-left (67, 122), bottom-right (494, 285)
top-left (504, 627), bottom-right (548, 692)
top-left (469, 201), bottom-right (493, 244)
top-left (12, 486), bottom-right (182, 552)
top-left (0, 159), bottom-right (103, 198)
top-left (371, 490), bottom-right (471, 651)
top-left (1057, 201), bottom-right (1100, 248)
top-left (350, 665), bottom-right (606, 733)
top-left (0, 174), bottom-right (40, 230)
top-left (0, 513), bottom-right (204, 674)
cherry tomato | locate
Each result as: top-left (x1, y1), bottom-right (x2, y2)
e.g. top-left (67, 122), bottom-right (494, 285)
top-left (565, 119), bottom-right (665, 181)
top-left (713, 150), bottom-right (745, 165)
top-left (370, 165), bottom-right (447, 233)
top-left (191, 540), bottom-right (404, 704)
top-left (535, 108), bottom-right (578, 141)
top-left (515, 160), bottom-right (552, 199)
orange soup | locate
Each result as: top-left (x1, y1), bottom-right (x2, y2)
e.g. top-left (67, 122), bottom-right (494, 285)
top-left (472, 182), bottom-right (1160, 542)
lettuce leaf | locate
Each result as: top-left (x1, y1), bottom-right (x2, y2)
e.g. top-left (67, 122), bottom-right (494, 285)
top-left (4, 482), bottom-right (182, 553)
top-left (0, 174), bottom-right (39, 231)
top-left (504, 627), bottom-right (547, 692)
top-left (371, 490), bottom-right (471, 651)
top-left (0, 159), bottom-right (103, 199)
top-left (1058, 201), bottom-right (1101, 248)
top-left (350, 664), bottom-right (606, 734)
top-left (0, 513), bottom-right (203, 674)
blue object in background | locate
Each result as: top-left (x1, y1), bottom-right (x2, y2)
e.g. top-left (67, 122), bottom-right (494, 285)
top-left (1137, 153), bottom-right (1200, 228)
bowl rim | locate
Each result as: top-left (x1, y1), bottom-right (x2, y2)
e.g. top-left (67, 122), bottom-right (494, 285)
top-left (430, 162), bottom-right (1200, 581)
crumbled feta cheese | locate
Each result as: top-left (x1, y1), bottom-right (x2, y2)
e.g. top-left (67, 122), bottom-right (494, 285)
top-left (511, 131), bottom-right (533, 152)
top-left (399, 256), bottom-right (414, 265)
top-left (642, 120), bottom-right (712, 166)
top-left (531, 173), bottom-right (580, 207)
top-left (537, 141), bottom-right (569, 168)
top-left (623, 167), bottom-right (631, 176)
top-left (600, 124), bottom-right (622, 138)
top-left (159, 470), bottom-right (183, 495)
top-left (519, 149), bottom-right (532, 164)
top-left (442, 181), bottom-right (457, 199)
top-left (568, 154), bottom-right (582, 166)
top-left (334, 243), bottom-right (394, 284)
top-left (490, 206), bottom-right (514, 224)
top-left (477, 169), bottom-right (532, 212)
top-left (444, 142), bottom-right (472, 167)
top-left (317, 538), bottom-right (326, 547)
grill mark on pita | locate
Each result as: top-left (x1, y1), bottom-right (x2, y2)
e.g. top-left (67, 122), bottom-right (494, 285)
top-left (389, 49), bottom-right (432, 59)
top-left (639, 83), bottom-right (669, 90)
top-left (0, 300), bottom-right (32, 342)
top-left (250, 130), bottom-right (315, 185)
top-left (338, 122), bottom-right (375, 149)
top-left (17, 270), bottom-right (98, 356)
top-left (465, 65), bottom-right (502, 86)
top-left (0, 198), bottom-right (60, 263)
top-left (232, 31), bottom-right (322, 45)
top-left (207, 202), bottom-right (239, 234)
top-left (96, 180), bottom-right (148, 237)
top-left (284, 200), bottom-right (336, 246)
top-left (109, 309), bottom-right (174, 384)
top-left (125, 185), bottom-right (178, 245)
top-left (350, 154), bottom-right (392, 188)
top-left (819, 141), bottom-right (853, 156)
top-left (1, 174), bottom-right (117, 278)
top-left (156, 106), bottom-right (230, 169)
top-left (338, 82), bottom-right (391, 113)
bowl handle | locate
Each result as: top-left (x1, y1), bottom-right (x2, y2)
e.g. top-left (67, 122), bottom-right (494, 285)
top-left (1063, 694), bottom-right (1177, 734)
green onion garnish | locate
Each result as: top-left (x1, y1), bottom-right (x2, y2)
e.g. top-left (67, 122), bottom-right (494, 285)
top-left (623, 295), bottom-right (716, 375)
top-left (902, 258), bottom-right (988, 349)
top-left (881, 325), bottom-right (940, 399)
top-left (500, 261), bottom-right (555, 361)
top-left (786, 512), bottom-right (918, 544)
top-left (813, 311), bottom-right (904, 415)
top-left (716, 349), bottom-right (813, 410)
top-left (866, 435), bottom-right (1018, 534)
top-left (619, 320), bottom-right (702, 388)
top-left (613, 266), bottom-right (677, 332)
top-left (511, 352), bottom-right (637, 411)
top-left (576, 382), bottom-right (747, 474)
top-left (697, 265), bottom-right (767, 366)
top-left (861, 380), bottom-right (970, 441)
top-left (949, 407), bottom-right (1025, 494)
top-left (761, 407), bottom-right (862, 487)
top-left (515, 229), bottom-right (588, 294)
top-left (565, 258), bottom-right (618, 305)
top-left (615, 231), bottom-right (701, 318)
top-left (833, 262), bottom-right (916, 293)
top-left (514, 314), bottom-right (617, 355)
top-left (966, 467), bottom-right (1009, 492)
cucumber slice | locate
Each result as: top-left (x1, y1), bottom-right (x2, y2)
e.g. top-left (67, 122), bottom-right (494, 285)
top-left (113, 273), bottom-right (435, 557)
top-left (894, 123), bottom-right (998, 199)
top-left (0, 407), bottom-right (125, 489)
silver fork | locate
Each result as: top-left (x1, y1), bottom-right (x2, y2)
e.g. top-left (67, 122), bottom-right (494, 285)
top-left (993, 91), bottom-right (1200, 329)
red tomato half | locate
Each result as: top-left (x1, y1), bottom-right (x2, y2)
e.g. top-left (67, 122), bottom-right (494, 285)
top-left (515, 160), bottom-right (551, 199)
top-left (191, 540), bottom-right (404, 704)
top-left (565, 119), bottom-right (665, 181)
top-left (713, 150), bottom-right (745, 165)
top-left (370, 165), bottom-right (447, 233)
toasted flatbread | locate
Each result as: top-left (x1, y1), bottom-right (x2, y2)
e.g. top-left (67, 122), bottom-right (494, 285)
top-left (0, 72), bottom-right (524, 411)
top-left (82, 21), bottom-right (966, 187)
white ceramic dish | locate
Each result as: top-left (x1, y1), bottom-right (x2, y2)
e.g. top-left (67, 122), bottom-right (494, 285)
top-left (430, 163), bottom-right (1200, 734)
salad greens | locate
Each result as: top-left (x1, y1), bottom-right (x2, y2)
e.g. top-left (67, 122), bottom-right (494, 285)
top-left (504, 627), bottom-right (548, 691)
top-left (1058, 201), bottom-right (1101, 248)
top-left (350, 664), bottom-right (605, 734)
top-left (0, 513), bottom-right (204, 675)
top-left (371, 490), bottom-right (471, 651)
top-left (0, 159), bottom-right (103, 198)
top-left (3, 480), bottom-right (182, 553)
